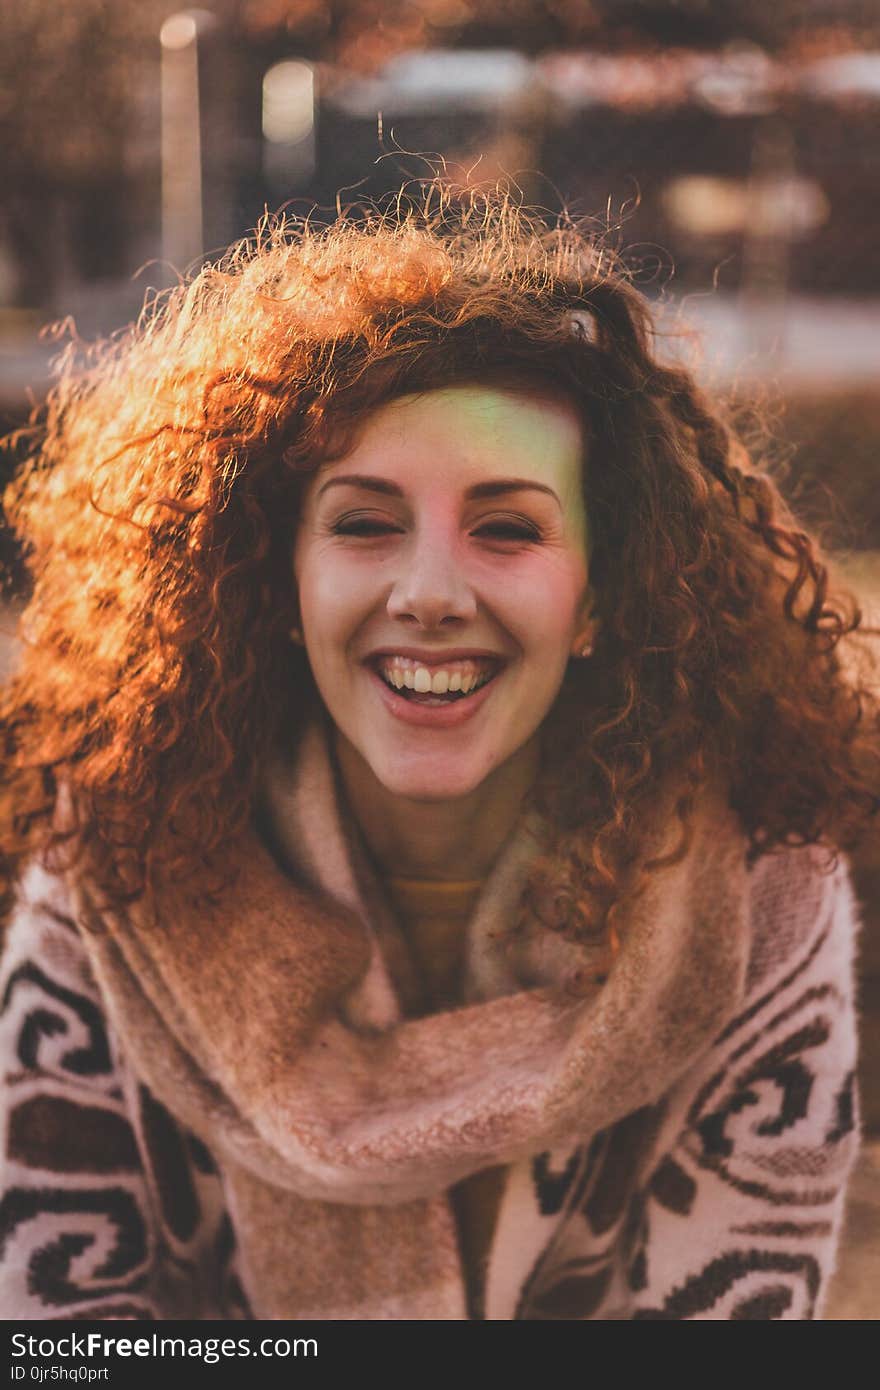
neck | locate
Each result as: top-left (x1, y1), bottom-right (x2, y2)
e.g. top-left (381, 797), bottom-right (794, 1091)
top-left (334, 734), bottom-right (540, 882)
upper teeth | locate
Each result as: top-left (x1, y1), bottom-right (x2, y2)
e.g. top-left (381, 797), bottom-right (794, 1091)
top-left (376, 656), bottom-right (495, 695)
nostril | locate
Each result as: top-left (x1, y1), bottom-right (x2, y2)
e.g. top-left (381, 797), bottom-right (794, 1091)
top-left (385, 567), bottom-right (478, 628)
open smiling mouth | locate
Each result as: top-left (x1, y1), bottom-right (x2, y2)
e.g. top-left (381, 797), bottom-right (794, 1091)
top-left (370, 656), bottom-right (502, 705)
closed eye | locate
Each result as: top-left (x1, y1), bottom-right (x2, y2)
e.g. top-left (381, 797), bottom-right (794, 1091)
top-left (472, 517), bottom-right (543, 543)
top-left (330, 513), bottom-right (402, 538)
top-left (331, 513), bottom-right (542, 542)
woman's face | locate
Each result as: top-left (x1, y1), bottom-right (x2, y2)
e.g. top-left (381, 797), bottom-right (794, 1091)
top-left (293, 385), bottom-right (593, 803)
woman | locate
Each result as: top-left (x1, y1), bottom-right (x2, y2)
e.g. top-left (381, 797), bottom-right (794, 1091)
top-left (0, 193), bottom-right (875, 1320)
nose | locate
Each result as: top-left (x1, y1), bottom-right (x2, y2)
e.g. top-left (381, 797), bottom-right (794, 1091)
top-left (385, 531), bottom-right (478, 630)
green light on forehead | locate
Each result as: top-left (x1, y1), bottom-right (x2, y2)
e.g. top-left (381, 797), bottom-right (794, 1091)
top-left (390, 385), bottom-right (589, 551)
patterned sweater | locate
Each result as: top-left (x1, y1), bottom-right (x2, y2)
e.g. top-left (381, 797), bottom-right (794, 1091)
top-left (0, 738), bottom-right (862, 1319)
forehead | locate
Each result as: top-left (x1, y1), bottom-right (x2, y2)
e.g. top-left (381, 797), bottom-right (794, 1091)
top-left (324, 385), bottom-right (585, 492)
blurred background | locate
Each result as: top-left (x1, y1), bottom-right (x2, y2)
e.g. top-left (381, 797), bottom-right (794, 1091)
top-left (1, 0), bottom-right (879, 1316)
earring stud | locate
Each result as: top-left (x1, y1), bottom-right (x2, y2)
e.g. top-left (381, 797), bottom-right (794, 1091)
top-left (289, 623), bottom-right (304, 645)
top-left (576, 639), bottom-right (593, 658)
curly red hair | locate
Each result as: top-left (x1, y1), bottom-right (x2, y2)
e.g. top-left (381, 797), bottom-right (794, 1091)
top-left (2, 189), bottom-right (878, 949)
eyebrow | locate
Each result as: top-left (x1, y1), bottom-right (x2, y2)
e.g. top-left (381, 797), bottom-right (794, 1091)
top-left (317, 474), bottom-right (562, 506)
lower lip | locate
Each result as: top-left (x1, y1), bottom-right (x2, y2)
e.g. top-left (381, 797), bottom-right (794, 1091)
top-left (366, 665), bottom-right (502, 728)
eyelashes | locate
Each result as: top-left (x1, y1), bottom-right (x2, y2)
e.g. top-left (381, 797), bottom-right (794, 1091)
top-left (475, 519), bottom-right (543, 543)
top-left (330, 515), bottom-right (400, 538)
top-left (329, 512), bottom-right (544, 543)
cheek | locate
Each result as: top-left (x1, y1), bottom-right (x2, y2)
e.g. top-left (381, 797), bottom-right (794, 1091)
top-left (495, 562), bottom-right (586, 651)
top-left (296, 548), bottom-right (372, 641)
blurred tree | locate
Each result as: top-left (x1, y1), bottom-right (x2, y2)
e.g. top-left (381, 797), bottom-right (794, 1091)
top-left (1, 0), bottom-right (166, 187)
top-left (0, 0), bottom-right (170, 304)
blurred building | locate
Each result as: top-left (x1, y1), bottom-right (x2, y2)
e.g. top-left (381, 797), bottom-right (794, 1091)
top-left (1, 6), bottom-right (879, 548)
top-left (2, 20), bottom-right (878, 344)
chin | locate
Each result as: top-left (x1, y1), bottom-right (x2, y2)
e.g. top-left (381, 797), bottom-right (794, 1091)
top-left (374, 754), bottom-right (492, 805)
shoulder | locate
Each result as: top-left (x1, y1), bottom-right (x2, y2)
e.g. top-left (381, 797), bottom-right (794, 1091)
top-left (682, 843), bottom-right (859, 1201)
top-left (0, 863), bottom-right (246, 1319)
top-left (690, 844), bottom-right (860, 1113)
top-left (743, 845), bottom-right (858, 1001)
top-left (622, 845), bottom-right (860, 1318)
top-left (672, 777), bottom-right (858, 1012)
top-left (1, 860), bottom-right (119, 1086)
top-left (3, 859), bottom-right (101, 997)
top-left (707, 845), bottom-right (860, 1137)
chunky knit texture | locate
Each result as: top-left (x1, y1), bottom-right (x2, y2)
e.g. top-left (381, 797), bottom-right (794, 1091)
top-left (0, 721), bottom-right (860, 1319)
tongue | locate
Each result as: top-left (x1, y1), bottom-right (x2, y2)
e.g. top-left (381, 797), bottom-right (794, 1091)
top-left (407, 689), bottom-right (458, 704)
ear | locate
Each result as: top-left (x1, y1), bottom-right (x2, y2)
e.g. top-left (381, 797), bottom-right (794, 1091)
top-left (570, 591), bottom-right (599, 659)
top-left (288, 590), bottom-right (304, 646)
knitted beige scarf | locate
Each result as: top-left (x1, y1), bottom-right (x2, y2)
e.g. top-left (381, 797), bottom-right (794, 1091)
top-left (70, 720), bottom-right (750, 1318)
